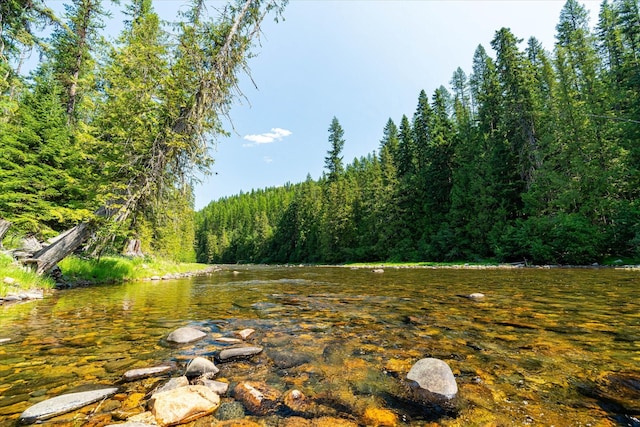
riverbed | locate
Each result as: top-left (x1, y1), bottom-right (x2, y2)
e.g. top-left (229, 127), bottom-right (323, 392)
top-left (1, 266), bottom-right (639, 426)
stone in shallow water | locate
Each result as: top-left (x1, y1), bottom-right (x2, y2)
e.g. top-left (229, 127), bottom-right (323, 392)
top-left (406, 358), bottom-right (458, 402)
top-left (233, 381), bottom-right (281, 415)
top-left (215, 401), bottom-right (245, 420)
top-left (19, 387), bottom-right (118, 423)
top-left (185, 356), bottom-right (219, 377)
top-left (270, 350), bottom-right (312, 369)
top-left (154, 376), bottom-right (189, 395)
top-left (122, 365), bottom-right (173, 382)
top-left (150, 385), bottom-right (220, 426)
top-left (218, 346), bottom-right (263, 361)
top-left (166, 327), bottom-right (206, 344)
top-left (235, 328), bottom-right (256, 340)
top-left (196, 379), bottom-right (229, 395)
top-left (215, 337), bottom-right (243, 344)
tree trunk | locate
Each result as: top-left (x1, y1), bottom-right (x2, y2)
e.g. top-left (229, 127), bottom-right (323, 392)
top-left (123, 239), bottom-right (144, 257)
top-left (27, 222), bottom-right (95, 275)
top-left (0, 219), bottom-right (11, 249)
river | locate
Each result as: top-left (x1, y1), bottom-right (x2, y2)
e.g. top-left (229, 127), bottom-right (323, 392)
top-left (0, 265), bottom-right (639, 426)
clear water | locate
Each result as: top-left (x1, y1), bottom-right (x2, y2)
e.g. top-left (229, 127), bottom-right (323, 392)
top-left (1, 266), bottom-right (639, 426)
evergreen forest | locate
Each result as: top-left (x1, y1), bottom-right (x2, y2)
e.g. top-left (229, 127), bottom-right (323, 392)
top-left (195, 0), bottom-right (640, 265)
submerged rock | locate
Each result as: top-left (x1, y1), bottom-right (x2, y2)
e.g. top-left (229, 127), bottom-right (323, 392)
top-left (233, 381), bottom-right (281, 415)
top-left (215, 401), bottom-right (245, 420)
top-left (270, 350), bottom-right (312, 369)
top-left (185, 356), bottom-right (219, 378)
top-left (19, 387), bottom-right (119, 424)
top-left (166, 327), bottom-right (207, 344)
top-left (149, 385), bottom-right (220, 426)
top-left (406, 358), bottom-right (458, 402)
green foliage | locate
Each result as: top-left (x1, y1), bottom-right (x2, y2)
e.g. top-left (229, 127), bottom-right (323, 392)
top-left (498, 214), bottom-right (604, 265)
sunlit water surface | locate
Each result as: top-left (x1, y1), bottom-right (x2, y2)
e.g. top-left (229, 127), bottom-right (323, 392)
top-left (1, 266), bottom-right (639, 426)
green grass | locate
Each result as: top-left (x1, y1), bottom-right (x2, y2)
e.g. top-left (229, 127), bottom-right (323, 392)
top-left (58, 255), bottom-right (211, 284)
top-left (0, 252), bottom-right (55, 296)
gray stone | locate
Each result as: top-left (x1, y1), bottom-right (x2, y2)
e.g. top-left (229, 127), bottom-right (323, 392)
top-left (0, 338), bottom-right (10, 344)
top-left (154, 376), bottom-right (190, 395)
top-left (218, 346), bottom-right (263, 361)
top-left (235, 328), bottom-right (255, 340)
top-left (467, 292), bottom-right (485, 300)
top-left (185, 357), bottom-right (219, 377)
top-left (406, 358), bottom-right (458, 402)
top-left (3, 277), bottom-right (16, 285)
top-left (19, 387), bottom-right (118, 423)
top-left (166, 327), bottom-right (207, 344)
top-left (122, 365), bottom-right (173, 382)
top-left (197, 379), bottom-right (229, 395)
top-left (214, 337), bottom-right (243, 344)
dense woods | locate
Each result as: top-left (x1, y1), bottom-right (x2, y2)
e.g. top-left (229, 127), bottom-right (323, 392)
top-left (1, 0), bottom-right (284, 264)
top-left (196, 0), bottom-right (640, 265)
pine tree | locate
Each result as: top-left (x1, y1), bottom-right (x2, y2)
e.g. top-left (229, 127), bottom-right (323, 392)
top-left (324, 116), bottom-right (345, 182)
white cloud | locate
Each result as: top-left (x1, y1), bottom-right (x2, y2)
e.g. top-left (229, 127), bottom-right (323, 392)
top-left (263, 156), bottom-right (273, 163)
top-left (243, 128), bottom-right (292, 147)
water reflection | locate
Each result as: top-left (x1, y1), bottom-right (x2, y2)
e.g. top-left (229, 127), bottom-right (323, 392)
top-left (0, 266), bottom-right (639, 426)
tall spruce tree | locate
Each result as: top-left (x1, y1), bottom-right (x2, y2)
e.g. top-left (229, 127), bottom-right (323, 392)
top-left (324, 116), bottom-right (345, 182)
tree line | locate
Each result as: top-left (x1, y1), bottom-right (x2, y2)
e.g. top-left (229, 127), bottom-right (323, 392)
top-left (195, 0), bottom-right (640, 265)
top-left (1, 0), bottom-right (284, 265)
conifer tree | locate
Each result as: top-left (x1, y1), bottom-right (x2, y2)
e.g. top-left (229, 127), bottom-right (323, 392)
top-left (324, 116), bottom-right (345, 182)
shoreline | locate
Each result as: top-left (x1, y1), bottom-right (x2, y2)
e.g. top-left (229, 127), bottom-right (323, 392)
top-left (4, 261), bottom-right (639, 305)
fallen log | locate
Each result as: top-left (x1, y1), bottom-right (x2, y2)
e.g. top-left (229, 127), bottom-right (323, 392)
top-left (29, 222), bottom-right (95, 275)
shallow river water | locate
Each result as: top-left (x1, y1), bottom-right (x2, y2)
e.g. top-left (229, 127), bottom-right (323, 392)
top-left (0, 266), bottom-right (639, 426)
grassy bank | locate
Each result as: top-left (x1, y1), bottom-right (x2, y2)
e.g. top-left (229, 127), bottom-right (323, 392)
top-left (0, 252), bottom-right (55, 296)
top-left (0, 253), bottom-right (212, 297)
top-left (58, 255), bottom-right (212, 284)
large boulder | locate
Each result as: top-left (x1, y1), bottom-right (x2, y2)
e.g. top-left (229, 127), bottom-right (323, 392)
top-left (19, 388), bottom-right (118, 424)
top-left (406, 358), bottom-right (458, 403)
top-left (149, 385), bottom-right (220, 426)
top-left (166, 327), bottom-right (207, 344)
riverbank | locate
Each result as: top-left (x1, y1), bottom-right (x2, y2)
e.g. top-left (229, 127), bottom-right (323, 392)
top-left (0, 253), bottom-right (216, 300)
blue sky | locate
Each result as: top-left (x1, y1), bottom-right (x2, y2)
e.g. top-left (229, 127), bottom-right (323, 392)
top-left (187, 0), bottom-right (600, 209)
top-left (39, 1), bottom-right (599, 209)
